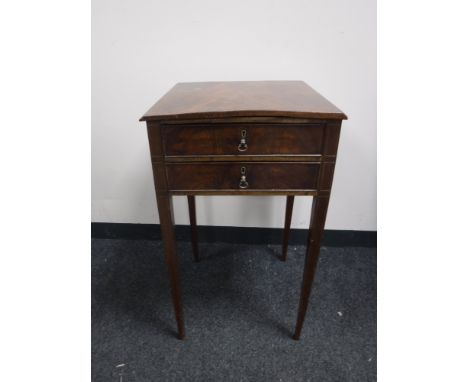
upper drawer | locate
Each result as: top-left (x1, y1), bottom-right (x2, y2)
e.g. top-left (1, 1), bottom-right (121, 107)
top-left (161, 124), bottom-right (324, 156)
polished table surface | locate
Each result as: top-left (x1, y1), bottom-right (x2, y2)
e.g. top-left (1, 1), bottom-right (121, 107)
top-left (140, 81), bottom-right (346, 122)
top-left (141, 81), bottom-right (347, 340)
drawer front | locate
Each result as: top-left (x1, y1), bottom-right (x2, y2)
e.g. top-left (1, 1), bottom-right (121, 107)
top-left (166, 163), bottom-right (319, 191)
top-left (162, 124), bottom-right (324, 156)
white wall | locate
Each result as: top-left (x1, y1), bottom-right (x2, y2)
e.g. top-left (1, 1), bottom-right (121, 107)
top-left (92, 0), bottom-right (376, 231)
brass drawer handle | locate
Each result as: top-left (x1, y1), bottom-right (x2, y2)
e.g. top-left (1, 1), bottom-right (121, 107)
top-left (239, 166), bottom-right (249, 189)
top-left (238, 129), bottom-right (248, 152)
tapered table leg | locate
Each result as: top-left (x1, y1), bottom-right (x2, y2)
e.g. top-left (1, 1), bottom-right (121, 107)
top-left (187, 195), bottom-right (200, 262)
top-left (157, 193), bottom-right (185, 339)
top-left (281, 196), bottom-right (294, 261)
top-left (293, 196), bottom-right (330, 340)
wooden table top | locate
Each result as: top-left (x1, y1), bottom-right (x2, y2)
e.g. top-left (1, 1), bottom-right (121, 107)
top-left (140, 81), bottom-right (347, 122)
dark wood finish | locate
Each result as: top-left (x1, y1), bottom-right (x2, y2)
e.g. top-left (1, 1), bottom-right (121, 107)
top-left (140, 81), bottom-right (347, 121)
top-left (318, 162), bottom-right (336, 190)
top-left (156, 192), bottom-right (185, 340)
top-left (166, 162), bottom-right (320, 191)
top-left (164, 154), bottom-right (323, 163)
top-left (322, 120), bottom-right (342, 155)
top-left (170, 190), bottom-right (321, 196)
top-left (293, 195), bottom-right (330, 340)
top-left (147, 122), bottom-right (185, 339)
top-left (281, 196), bottom-right (295, 261)
top-left (142, 81), bottom-right (345, 340)
top-left (161, 116), bottom-right (327, 125)
top-left (161, 123), bottom-right (325, 156)
top-left (187, 195), bottom-right (200, 262)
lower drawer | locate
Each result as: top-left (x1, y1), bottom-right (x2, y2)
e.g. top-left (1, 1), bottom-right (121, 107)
top-left (165, 162), bottom-right (319, 191)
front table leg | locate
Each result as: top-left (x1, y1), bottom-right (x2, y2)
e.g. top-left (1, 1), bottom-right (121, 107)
top-left (293, 196), bottom-right (330, 340)
top-left (156, 192), bottom-right (185, 339)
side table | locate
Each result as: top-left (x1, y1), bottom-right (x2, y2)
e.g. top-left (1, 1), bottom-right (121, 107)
top-left (140, 81), bottom-right (347, 340)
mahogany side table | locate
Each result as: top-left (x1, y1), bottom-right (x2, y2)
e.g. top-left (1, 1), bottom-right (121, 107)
top-left (140, 81), bottom-right (347, 340)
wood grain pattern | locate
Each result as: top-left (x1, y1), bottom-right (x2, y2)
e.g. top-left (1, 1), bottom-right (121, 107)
top-left (161, 123), bottom-right (325, 156)
top-left (165, 162), bottom-right (320, 191)
top-left (164, 155), bottom-right (323, 163)
top-left (140, 81), bottom-right (347, 121)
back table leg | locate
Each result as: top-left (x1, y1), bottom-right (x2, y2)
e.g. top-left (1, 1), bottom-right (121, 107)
top-left (281, 196), bottom-right (295, 261)
top-left (187, 195), bottom-right (200, 262)
top-left (293, 196), bottom-right (330, 340)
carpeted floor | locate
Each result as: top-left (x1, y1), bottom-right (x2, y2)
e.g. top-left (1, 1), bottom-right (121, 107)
top-left (92, 239), bottom-right (376, 382)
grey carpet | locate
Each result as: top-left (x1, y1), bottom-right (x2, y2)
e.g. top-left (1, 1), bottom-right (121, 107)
top-left (92, 239), bottom-right (376, 382)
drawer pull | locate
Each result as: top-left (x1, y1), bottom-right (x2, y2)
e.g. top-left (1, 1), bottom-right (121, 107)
top-left (239, 166), bottom-right (249, 189)
top-left (238, 129), bottom-right (248, 152)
